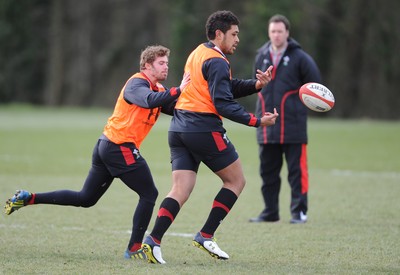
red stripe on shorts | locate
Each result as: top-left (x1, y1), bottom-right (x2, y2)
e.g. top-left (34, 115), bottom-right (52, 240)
top-left (120, 146), bottom-right (136, 165)
top-left (211, 132), bottom-right (227, 151)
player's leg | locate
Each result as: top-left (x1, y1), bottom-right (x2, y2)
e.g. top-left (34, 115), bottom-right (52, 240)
top-left (285, 143), bottom-right (308, 223)
top-left (142, 169), bottom-right (196, 264)
top-left (142, 131), bottom-right (199, 264)
top-left (191, 131), bottom-right (241, 260)
top-left (191, 158), bottom-right (243, 260)
top-left (34, 169), bottom-right (113, 207)
top-left (119, 159), bottom-right (158, 260)
top-left (153, 131), bottom-right (199, 237)
top-left (4, 140), bottom-right (113, 215)
top-left (32, 139), bottom-right (113, 207)
top-left (249, 144), bottom-right (283, 222)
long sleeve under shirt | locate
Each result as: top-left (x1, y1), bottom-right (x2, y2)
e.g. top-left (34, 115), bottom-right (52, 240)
top-left (124, 77), bottom-right (179, 115)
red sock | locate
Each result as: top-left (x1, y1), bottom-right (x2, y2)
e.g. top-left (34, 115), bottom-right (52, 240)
top-left (27, 193), bottom-right (36, 205)
top-left (129, 243), bottom-right (142, 252)
top-left (200, 232), bottom-right (213, 239)
top-left (150, 236), bottom-right (161, 245)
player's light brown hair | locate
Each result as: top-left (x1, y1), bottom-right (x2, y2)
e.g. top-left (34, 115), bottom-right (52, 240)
top-left (140, 45), bottom-right (170, 70)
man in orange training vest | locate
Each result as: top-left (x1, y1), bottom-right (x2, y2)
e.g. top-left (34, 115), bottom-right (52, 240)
top-left (141, 11), bottom-right (278, 264)
top-left (4, 45), bottom-right (190, 260)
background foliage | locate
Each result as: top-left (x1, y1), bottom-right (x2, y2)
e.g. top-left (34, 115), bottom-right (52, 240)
top-left (1, 0), bottom-right (399, 119)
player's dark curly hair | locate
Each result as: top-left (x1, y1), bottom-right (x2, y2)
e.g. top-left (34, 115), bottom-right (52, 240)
top-left (206, 10), bottom-right (240, 40)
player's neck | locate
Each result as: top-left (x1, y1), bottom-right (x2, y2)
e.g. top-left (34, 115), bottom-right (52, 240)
top-left (141, 71), bottom-right (157, 87)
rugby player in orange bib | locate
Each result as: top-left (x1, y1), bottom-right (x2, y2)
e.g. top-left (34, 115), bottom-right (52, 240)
top-left (142, 11), bottom-right (278, 264)
top-left (4, 45), bottom-right (190, 260)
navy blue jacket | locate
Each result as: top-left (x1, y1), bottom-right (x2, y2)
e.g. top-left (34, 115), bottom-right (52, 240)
top-left (254, 38), bottom-right (321, 144)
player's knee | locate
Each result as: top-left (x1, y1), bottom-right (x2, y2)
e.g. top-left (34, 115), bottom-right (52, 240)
top-left (238, 177), bottom-right (246, 190)
top-left (149, 187), bottom-right (159, 202)
top-left (80, 200), bottom-right (97, 208)
top-left (223, 177), bottom-right (246, 195)
top-left (234, 175), bottom-right (246, 187)
top-left (140, 186), bottom-right (158, 204)
top-left (78, 194), bottom-right (98, 208)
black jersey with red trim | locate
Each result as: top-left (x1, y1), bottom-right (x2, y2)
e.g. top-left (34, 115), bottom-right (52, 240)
top-left (170, 42), bottom-right (260, 133)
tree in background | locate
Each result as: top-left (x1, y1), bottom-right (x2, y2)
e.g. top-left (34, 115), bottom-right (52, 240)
top-left (0, 0), bottom-right (49, 104)
top-left (0, 0), bottom-right (399, 119)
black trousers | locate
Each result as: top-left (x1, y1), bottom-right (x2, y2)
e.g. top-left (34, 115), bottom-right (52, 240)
top-left (34, 139), bottom-right (158, 249)
top-left (258, 143), bottom-right (308, 220)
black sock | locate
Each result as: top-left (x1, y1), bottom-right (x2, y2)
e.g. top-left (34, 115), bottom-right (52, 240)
top-left (150, 197), bottom-right (180, 242)
top-left (200, 188), bottom-right (238, 237)
top-left (127, 198), bottom-right (155, 251)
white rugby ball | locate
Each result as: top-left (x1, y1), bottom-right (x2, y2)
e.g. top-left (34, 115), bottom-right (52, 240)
top-left (299, 82), bottom-right (335, 112)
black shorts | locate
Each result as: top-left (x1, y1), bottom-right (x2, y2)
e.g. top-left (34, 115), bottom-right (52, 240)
top-left (168, 131), bottom-right (238, 173)
top-left (94, 139), bottom-right (147, 177)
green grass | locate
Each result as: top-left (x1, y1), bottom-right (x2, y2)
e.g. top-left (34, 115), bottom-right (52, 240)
top-left (0, 105), bottom-right (399, 274)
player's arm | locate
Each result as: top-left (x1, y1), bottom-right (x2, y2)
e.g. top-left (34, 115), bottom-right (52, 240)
top-left (204, 58), bottom-right (260, 127)
top-left (160, 72), bottom-right (190, 115)
top-left (231, 65), bottom-right (272, 98)
top-left (123, 78), bottom-right (180, 108)
top-left (160, 99), bottom-right (178, 115)
top-left (230, 78), bottom-right (258, 99)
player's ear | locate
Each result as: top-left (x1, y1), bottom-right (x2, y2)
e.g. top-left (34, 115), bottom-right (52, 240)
top-left (215, 29), bottom-right (224, 39)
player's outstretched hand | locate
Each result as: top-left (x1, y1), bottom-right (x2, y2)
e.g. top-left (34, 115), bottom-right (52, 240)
top-left (260, 108), bottom-right (279, 127)
top-left (180, 72), bottom-right (191, 91)
top-left (255, 65), bottom-right (273, 90)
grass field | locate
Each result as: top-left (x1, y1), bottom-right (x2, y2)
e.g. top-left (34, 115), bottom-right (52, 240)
top-left (0, 105), bottom-right (399, 274)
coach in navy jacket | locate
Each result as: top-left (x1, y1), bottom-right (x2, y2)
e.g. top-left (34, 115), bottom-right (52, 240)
top-left (250, 14), bottom-right (321, 224)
